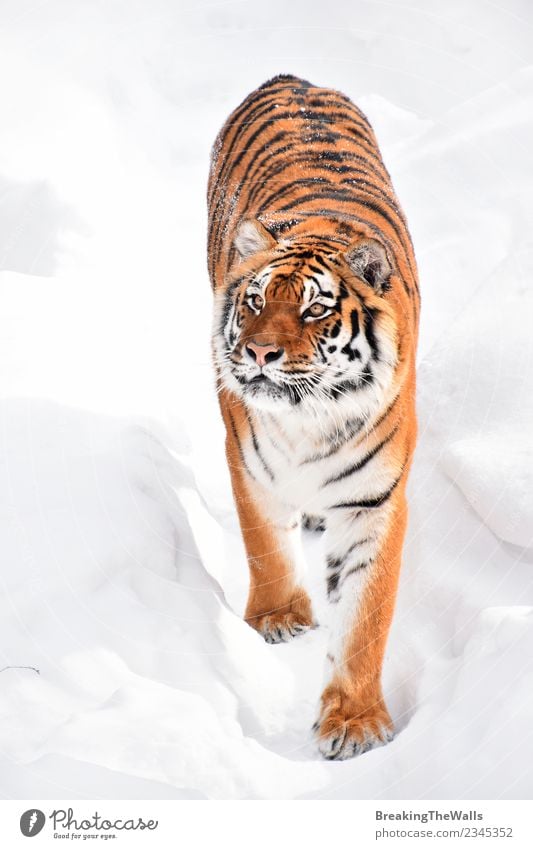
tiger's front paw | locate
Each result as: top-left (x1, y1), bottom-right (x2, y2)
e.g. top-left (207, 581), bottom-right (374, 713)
top-left (313, 687), bottom-right (394, 760)
top-left (252, 611), bottom-right (314, 643)
top-left (246, 588), bottom-right (316, 644)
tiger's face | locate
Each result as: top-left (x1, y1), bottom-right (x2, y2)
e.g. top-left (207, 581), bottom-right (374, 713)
top-left (213, 221), bottom-right (399, 415)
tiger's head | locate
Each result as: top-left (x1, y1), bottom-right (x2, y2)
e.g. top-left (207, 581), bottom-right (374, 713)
top-left (213, 220), bottom-right (399, 417)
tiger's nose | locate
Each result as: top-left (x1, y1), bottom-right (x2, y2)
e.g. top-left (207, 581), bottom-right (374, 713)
top-left (245, 341), bottom-right (284, 368)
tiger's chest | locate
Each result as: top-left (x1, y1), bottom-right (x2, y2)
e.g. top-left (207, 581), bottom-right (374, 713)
top-left (242, 408), bottom-right (387, 515)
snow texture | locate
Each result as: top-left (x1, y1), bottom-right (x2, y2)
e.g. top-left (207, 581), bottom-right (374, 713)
top-left (1, 0), bottom-right (532, 799)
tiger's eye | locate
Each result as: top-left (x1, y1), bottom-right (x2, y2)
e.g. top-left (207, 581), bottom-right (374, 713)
top-left (249, 294), bottom-right (263, 311)
top-left (308, 302), bottom-right (327, 317)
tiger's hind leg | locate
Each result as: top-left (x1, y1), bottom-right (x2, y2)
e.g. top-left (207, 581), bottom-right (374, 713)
top-left (313, 497), bottom-right (406, 759)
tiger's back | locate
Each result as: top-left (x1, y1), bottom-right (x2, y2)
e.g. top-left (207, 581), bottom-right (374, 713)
top-left (208, 73), bottom-right (419, 318)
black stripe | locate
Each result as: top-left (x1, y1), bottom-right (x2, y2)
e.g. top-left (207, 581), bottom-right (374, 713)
top-left (221, 100), bottom-right (374, 146)
top-left (322, 425), bottom-right (398, 487)
top-left (265, 412), bottom-right (295, 451)
top-left (329, 467), bottom-right (404, 509)
top-left (329, 319), bottom-right (342, 339)
top-left (258, 177), bottom-right (331, 212)
top-left (248, 156), bottom-right (386, 217)
top-left (277, 190), bottom-right (406, 247)
top-left (313, 253), bottom-right (331, 269)
top-left (295, 106), bottom-right (372, 130)
top-left (209, 96), bottom-right (297, 244)
top-left (305, 154), bottom-right (387, 180)
top-left (212, 135), bottom-right (300, 268)
top-left (264, 253), bottom-right (303, 269)
top-left (372, 392), bottom-right (401, 432)
top-left (327, 571), bottom-right (341, 598)
top-left (210, 128), bottom-right (294, 261)
top-left (216, 128), bottom-right (293, 206)
top-left (313, 284), bottom-right (334, 298)
top-left (257, 177), bottom-right (330, 211)
top-left (336, 538), bottom-right (370, 569)
top-left (340, 308), bottom-right (361, 362)
top-left (300, 417), bottom-right (364, 464)
top-left (274, 179), bottom-right (407, 240)
top-left (296, 125), bottom-right (381, 160)
top-left (247, 150), bottom-right (387, 210)
top-left (262, 428), bottom-right (291, 461)
top-left (220, 277), bottom-right (245, 335)
top-left (227, 410), bottom-right (256, 481)
top-left (362, 305), bottom-right (380, 360)
top-left (237, 137), bottom-right (304, 208)
top-left (315, 340), bottom-right (327, 364)
top-left (275, 194), bottom-right (409, 264)
top-left (322, 425), bottom-right (399, 487)
top-left (340, 177), bottom-right (408, 226)
top-left (209, 93), bottom-right (283, 215)
top-left (306, 95), bottom-right (372, 125)
top-left (225, 111), bottom-right (310, 176)
top-left (327, 368), bottom-right (374, 401)
top-left (246, 411), bottom-right (275, 482)
top-left (326, 558), bottom-right (370, 599)
top-left (326, 539), bottom-right (372, 599)
top-left (213, 85), bottom-right (299, 170)
top-left (341, 562), bottom-right (371, 584)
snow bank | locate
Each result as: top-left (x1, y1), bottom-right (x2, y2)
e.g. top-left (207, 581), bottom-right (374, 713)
top-left (443, 434), bottom-right (533, 549)
top-left (1, 0), bottom-right (532, 799)
top-left (0, 399), bottom-right (327, 798)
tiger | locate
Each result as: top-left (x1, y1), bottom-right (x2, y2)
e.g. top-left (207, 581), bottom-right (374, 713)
top-left (207, 74), bottom-right (419, 760)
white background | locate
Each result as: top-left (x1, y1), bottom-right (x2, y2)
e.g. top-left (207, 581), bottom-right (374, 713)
top-left (0, 0), bottom-right (532, 800)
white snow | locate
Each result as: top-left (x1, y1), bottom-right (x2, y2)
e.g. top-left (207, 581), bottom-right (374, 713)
top-left (1, 0), bottom-right (532, 799)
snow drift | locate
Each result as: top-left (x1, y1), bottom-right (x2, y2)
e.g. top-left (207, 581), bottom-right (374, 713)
top-left (1, 0), bottom-right (532, 799)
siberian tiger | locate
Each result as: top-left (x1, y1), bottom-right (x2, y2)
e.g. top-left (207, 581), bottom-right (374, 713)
top-left (207, 74), bottom-right (419, 760)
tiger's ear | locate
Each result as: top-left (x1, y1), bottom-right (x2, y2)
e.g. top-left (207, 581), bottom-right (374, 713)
top-left (344, 238), bottom-right (393, 293)
top-left (233, 219), bottom-right (276, 259)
